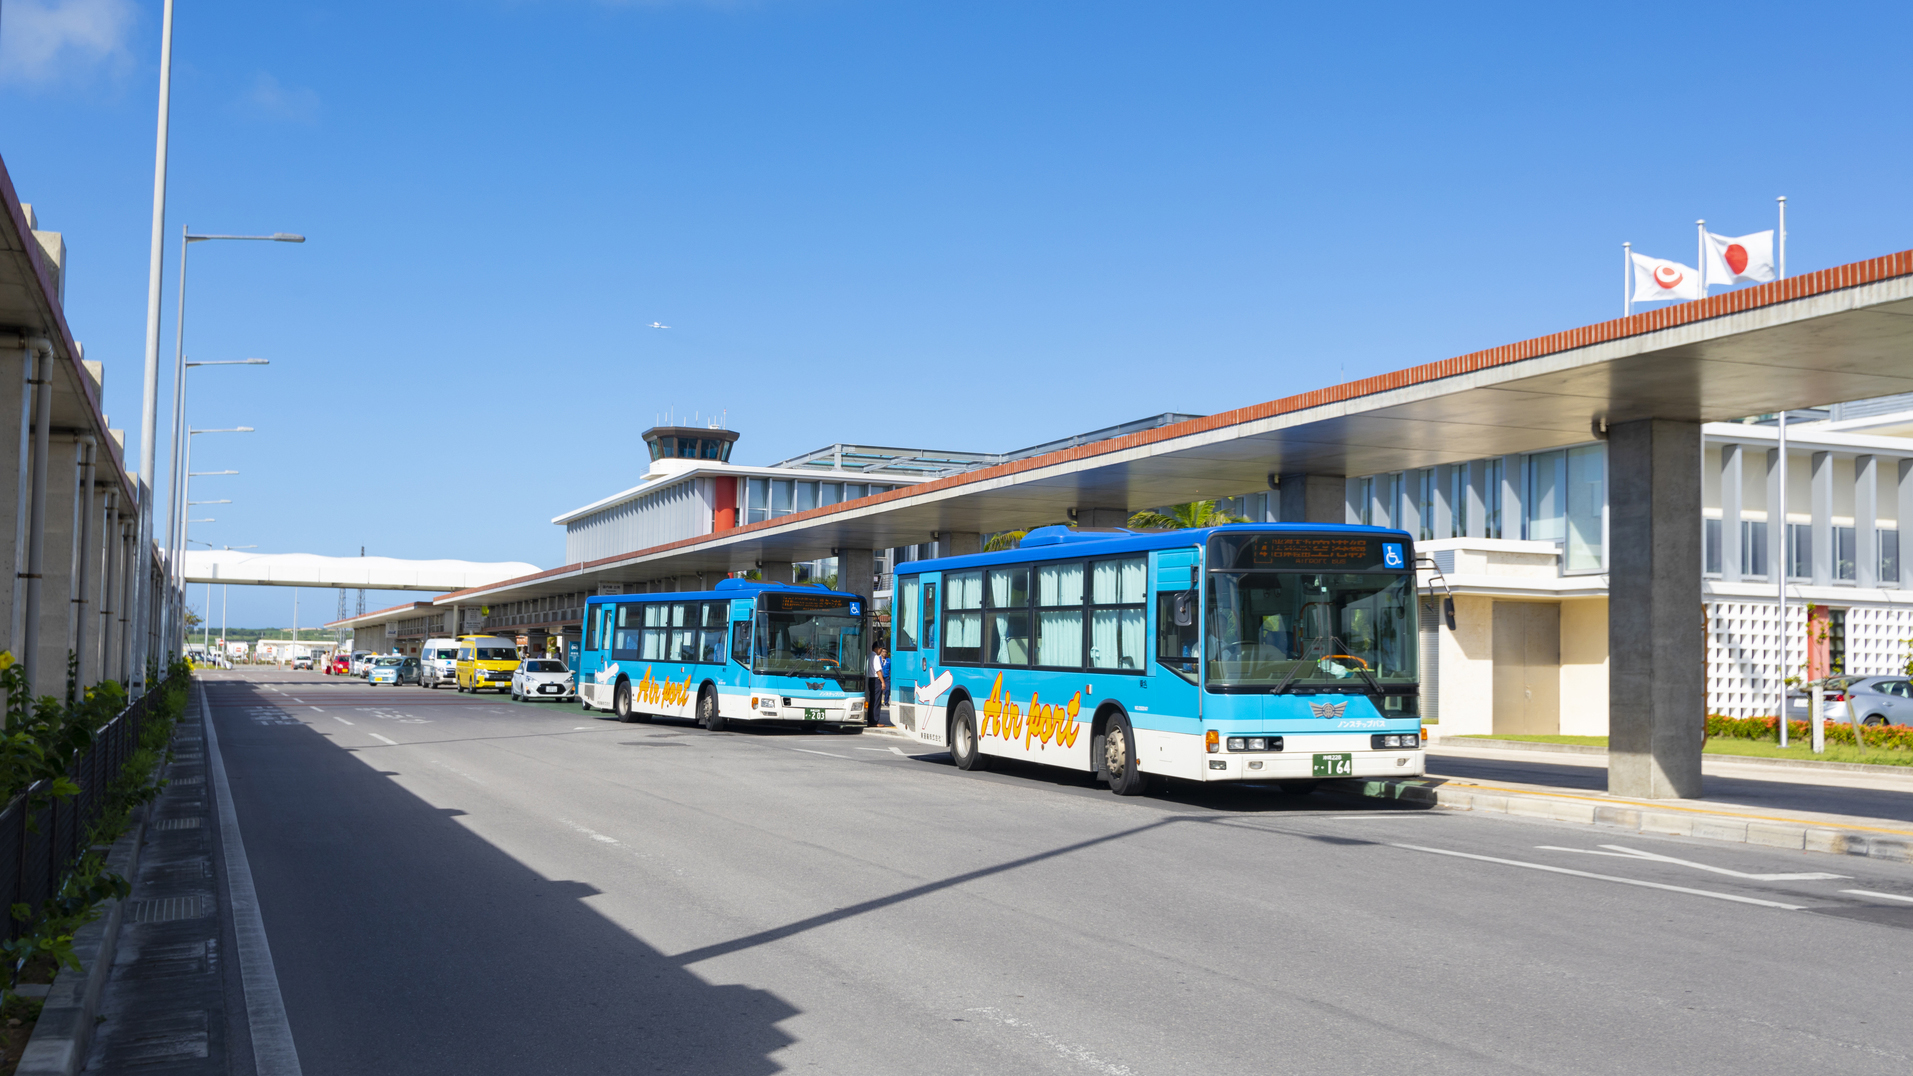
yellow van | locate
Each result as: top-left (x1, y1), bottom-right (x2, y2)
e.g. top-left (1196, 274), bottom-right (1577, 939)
top-left (455, 634), bottom-right (521, 693)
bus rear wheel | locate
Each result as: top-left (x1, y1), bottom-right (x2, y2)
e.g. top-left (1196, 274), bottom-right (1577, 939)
top-left (702, 690), bottom-right (725, 732)
top-left (950, 700), bottom-right (987, 771)
top-left (1103, 713), bottom-right (1150, 796)
top-left (614, 681), bottom-right (640, 723)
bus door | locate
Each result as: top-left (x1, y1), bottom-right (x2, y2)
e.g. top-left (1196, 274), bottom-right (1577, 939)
top-left (899, 574), bottom-right (945, 741)
top-left (1149, 548), bottom-right (1203, 721)
top-left (580, 603), bottom-right (609, 705)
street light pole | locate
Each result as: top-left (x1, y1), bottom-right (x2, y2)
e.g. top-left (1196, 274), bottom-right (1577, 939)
top-left (136, 0), bottom-right (178, 686)
top-left (161, 354), bottom-right (269, 656)
top-left (168, 428), bottom-right (250, 647)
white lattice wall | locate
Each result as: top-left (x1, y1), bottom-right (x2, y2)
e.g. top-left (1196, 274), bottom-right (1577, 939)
top-left (1706, 600), bottom-right (1913, 717)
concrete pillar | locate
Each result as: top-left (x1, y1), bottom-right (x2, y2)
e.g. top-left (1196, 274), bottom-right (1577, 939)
top-left (1607, 419), bottom-right (1703, 799)
top-left (1856, 455), bottom-right (1878, 588)
top-left (34, 436), bottom-right (81, 698)
top-left (759, 561), bottom-right (794, 584)
top-left (1430, 464), bottom-right (1455, 538)
top-left (1397, 472), bottom-right (1422, 539)
top-left (1498, 455), bottom-right (1523, 540)
top-left (1810, 451), bottom-right (1832, 586)
top-left (1279, 474), bottom-right (1346, 524)
top-left (941, 532), bottom-right (981, 556)
top-left (72, 442), bottom-right (98, 689)
top-left (1720, 444), bottom-right (1743, 582)
top-left (1901, 460), bottom-right (1913, 589)
top-left (836, 548), bottom-right (875, 601)
top-left (0, 347), bottom-right (24, 661)
top-left (1075, 509), bottom-right (1127, 528)
top-left (1766, 448), bottom-right (1786, 581)
top-left (101, 498), bottom-right (121, 683)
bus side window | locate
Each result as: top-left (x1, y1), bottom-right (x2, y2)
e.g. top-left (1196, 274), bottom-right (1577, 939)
top-left (895, 580), bottom-right (919, 651)
top-left (921, 582), bottom-right (938, 651)
top-left (731, 618), bottom-right (752, 666)
top-left (585, 607), bottom-right (598, 652)
top-left (1155, 589), bottom-right (1199, 682)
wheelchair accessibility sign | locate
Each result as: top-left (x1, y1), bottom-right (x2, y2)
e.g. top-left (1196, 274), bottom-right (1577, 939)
top-left (1382, 542), bottom-right (1405, 569)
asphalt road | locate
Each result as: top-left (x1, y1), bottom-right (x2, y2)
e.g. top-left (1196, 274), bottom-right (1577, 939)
top-left (200, 669), bottom-right (1913, 1076)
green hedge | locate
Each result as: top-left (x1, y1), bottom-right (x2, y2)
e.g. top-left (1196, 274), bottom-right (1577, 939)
top-left (1705, 713), bottom-right (1913, 750)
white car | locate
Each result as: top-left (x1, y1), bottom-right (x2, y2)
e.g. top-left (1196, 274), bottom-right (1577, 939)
top-left (419, 638), bottom-right (460, 689)
top-left (511, 658), bottom-right (575, 702)
top-left (349, 651), bottom-right (376, 677)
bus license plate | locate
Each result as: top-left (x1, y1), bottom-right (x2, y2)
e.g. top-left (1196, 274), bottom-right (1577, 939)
top-left (803, 707), bottom-right (826, 721)
top-left (1312, 753), bottom-right (1354, 777)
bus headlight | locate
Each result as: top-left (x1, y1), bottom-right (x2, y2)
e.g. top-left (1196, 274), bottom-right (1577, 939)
top-left (1371, 733), bottom-right (1421, 749)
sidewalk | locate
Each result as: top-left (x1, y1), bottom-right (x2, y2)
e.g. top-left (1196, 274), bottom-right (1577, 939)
top-left (1327, 741), bottom-right (1913, 863)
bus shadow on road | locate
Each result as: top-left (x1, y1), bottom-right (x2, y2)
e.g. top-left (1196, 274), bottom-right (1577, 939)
top-left (209, 679), bottom-right (801, 1075)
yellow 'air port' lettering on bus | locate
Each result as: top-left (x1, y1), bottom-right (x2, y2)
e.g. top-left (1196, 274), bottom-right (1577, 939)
top-left (635, 667), bottom-right (694, 709)
top-left (981, 673), bottom-right (1081, 749)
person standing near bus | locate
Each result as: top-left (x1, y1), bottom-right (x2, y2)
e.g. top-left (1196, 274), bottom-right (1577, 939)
top-left (867, 642), bottom-right (888, 725)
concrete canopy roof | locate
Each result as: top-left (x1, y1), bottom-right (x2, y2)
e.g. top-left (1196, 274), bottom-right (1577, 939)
top-left (0, 155), bottom-right (135, 501)
top-left (442, 248), bottom-right (1913, 606)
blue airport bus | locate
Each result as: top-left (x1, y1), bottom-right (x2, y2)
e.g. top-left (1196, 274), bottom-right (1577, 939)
top-left (889, 523), bottom-right (1425, 794)
top-left (577, 578), bottom-right (870, 732)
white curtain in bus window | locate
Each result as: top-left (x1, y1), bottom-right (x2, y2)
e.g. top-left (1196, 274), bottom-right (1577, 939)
top-left (1089, 558), bottom-right (1146, 669)
top-left (699, 602), bottom-right (727, 663)
top-left (612, 604), bottom-right (642, 660)
top-left (1036, 563), bottom-right (1084, 668)
top-left (987, 568), bottom-right (1030, 665)
top-left (1091, 558), bottom-right (1146, 604)
top-left (641, 603), bottom-right (668, 660)
top-left (895, 581), bottom-right (920, 650)
top-left (944, 570), bottom-right (983, 661)
top-left (1565, 444), bottom-right (1605, 571)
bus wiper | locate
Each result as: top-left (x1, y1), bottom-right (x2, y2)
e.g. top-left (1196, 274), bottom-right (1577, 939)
top-left (1323, 635), bottom-right (1387, 699)
top-left (1268, 638), bottom-right (1385, 699)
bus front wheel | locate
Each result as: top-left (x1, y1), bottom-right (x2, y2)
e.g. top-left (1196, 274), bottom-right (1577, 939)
top-left (702, 690), bottom-right (725, 732)
top-left (950, 701), bottom-right (987, 771)
top-left (1103, 713), bottom-right (1150, 796)
top-left (614, 681), bottom-right (638, 723)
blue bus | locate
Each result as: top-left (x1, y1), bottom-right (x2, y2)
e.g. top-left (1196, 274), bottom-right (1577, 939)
top-left (889, 523), bottom-right (1424, 794)
top-left (578, 579), bottom-right (870, 731)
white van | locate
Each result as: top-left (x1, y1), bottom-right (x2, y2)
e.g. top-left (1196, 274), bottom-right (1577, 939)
top-left (419, 637), bottom-right (461, 689)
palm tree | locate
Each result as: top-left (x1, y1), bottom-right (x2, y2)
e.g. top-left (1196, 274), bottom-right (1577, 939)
top-left (982, 530), bottom-right (1028, 552)
top-left (1127, 500), bottom-right (1249, 531)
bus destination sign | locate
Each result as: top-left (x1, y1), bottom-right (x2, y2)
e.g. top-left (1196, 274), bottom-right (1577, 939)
top-left (762, 593), bottom-right (859, 613)
top-left (1213, 534), bottom-right (1404, 571)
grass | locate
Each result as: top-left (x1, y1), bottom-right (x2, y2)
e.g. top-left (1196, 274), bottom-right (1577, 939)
top-left (1453, 732), bottom-right (1913, 767)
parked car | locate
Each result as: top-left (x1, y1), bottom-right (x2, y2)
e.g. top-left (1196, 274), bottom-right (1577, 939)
top-left (456, 635), bottom-right (521, 694)
top-left (419, 637), bottom-right (460, 690)
top-left (367, 656), bottom-right (421, 687)
top-left (1817, 676), bottom-right (1913, 726)
top-left (326, 654), bottom-right (350, 675)
top-left (292, 655), bottom-right (313, 671)
top-left (511, 658), bottom-right (575, 702)
top-left (349, 651), bottom-right (376, 677)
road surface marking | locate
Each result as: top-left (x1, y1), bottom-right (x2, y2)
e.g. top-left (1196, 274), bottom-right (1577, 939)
top-left (1535, 843), bottom-right (1848, 881)
top-left (200, 683), bottom-right (305, 1076)
top-left (369, 733), bottom-right (399, 745)
top-left (963, 1007), bottom-right (1133, 1075)
top-left (330, 715), bottom-right (354, 726)
top-left (1393, 843), bottom-right (1806, 910)
top-left (792, 748), bottom-right (851, 759)
top-left (291, 698), bottom-right (306, 704)
top-left (573, 726), bottom-right (594, 730)
top-left (1842, 889), bottom-right (1913, 904)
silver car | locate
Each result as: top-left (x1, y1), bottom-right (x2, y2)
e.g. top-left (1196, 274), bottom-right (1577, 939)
top-left (1820, 676), bottom-right (1913, 726)
top-left (511, 658), bottom-right (575, 702)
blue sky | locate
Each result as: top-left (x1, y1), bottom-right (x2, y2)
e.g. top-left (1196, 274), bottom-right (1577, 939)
top-left (3, 0), bottom-right (1911, 627)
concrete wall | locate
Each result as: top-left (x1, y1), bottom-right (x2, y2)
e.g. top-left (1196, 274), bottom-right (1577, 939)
top-left (1434, 594), bottom-right (1495, 737)
top-left (1558, 598), bottom-right (1610, 736)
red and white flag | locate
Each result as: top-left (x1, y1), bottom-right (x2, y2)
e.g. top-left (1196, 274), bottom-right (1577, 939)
top-left (1630, 252), bottom-right (1702, 303)
top-left (1704, 229), bottom-right (1776, 285)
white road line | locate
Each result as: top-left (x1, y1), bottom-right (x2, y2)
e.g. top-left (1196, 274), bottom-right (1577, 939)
top-left (1393, 843), bottom-right (1807, 910)
top-left (572, 727), bottom-right (594, 730)
top-left (200, 681), bottom-right (305, 1076)
top-left (369, 733), bottom-right (399, 745)
top-left (1842, 889), bottom-right (1913, 904)
top-left (291, 698), bottom-right (306, 704)
top-left (330, 715), bottom-right (354, 726)
top-left (791, 747), bottom-right (851, 759)
top-left (1535, 844), bottom-right (1849, 881)
top-left (963, 1007), bottom-right (1133, 1075)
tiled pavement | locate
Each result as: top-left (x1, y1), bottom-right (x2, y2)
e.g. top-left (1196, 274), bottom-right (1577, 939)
top-left (83, 696), bottom-right (234, 1074)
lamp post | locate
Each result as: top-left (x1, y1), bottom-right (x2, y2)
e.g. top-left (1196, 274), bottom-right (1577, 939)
top-left (162, 353), bottom-right (269, 655)
top-left (159, 224), bottom-right (296, 657)
top-left (168, 427), bottom-right (250, 647)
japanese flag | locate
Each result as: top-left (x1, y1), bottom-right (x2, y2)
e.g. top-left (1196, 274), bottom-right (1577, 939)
top-left (1704, 229), bottom-right (1776, 285)
top-left (1631, 252), bottom-right (1702, 303)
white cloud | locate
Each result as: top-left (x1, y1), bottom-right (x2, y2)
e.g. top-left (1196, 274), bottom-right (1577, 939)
top-left (0, 0), bottom-right (136, 86)
top-left (241, 72), bottom-right (320, 123)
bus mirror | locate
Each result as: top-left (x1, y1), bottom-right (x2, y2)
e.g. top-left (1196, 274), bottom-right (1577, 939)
top-left (1443, 597), bottom-right (1456, 631)
top-left (1173, 592), bottom-right (1195, 627)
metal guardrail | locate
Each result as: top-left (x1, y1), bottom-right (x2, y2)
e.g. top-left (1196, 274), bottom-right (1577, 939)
top-left (0, 682), bottom-right (167, 942)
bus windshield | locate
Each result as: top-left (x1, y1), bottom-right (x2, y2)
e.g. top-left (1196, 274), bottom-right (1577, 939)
top-left (1205, 571), bottom-right (1417, 692)
top-left (755, 610), bottom-right (866, 681)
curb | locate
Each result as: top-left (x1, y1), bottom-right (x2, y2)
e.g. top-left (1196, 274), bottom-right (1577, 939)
top-left (13, 801), bottom-right (153, 1076)
top-left (1440, 737), bottom-right (1913, 776)
top-left (1322, 776), bottom-right (1913, 864)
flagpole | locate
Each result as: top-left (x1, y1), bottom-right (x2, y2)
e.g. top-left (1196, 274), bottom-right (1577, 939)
top-left (1696, 219), bottom-right (1707, 298)
top-left (1623, 242), bottom-right (1632, 317)
top-left (1777, 196), bottom-right (1787, 278)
